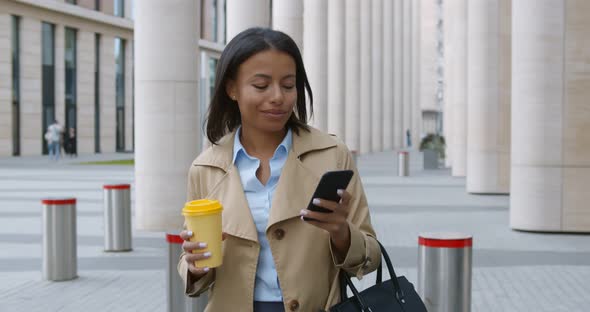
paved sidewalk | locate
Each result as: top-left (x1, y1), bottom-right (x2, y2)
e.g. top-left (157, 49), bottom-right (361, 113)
top-left (0, 151), bottom-right (589, 312)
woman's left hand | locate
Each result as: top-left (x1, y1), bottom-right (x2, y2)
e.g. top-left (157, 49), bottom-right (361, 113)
top-left (300, 189), bottom-right (352, 261)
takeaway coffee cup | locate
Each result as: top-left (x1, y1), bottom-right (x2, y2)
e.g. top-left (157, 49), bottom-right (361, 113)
top-left (182, 199), bottom-right (223, 268)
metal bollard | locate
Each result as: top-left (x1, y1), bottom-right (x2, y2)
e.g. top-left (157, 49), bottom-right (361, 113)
top-left (103, 184), bottom-right (132, 251)
top-left (167, 234), bottom-right (208, 312)
top-left (398, 151), bottom-right (410, 176)
top-left (42, 198), bottom-right (77, 281)
top-left (351, 150), bottom-right (358, 165)
top-left (417, 233), bottom-right (472, 312)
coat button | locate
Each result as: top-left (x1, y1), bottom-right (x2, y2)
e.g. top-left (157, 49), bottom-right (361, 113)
top-left (288, 299), bottom-right (299, 311)
top-left (273, 228), bottom-right (285, 240)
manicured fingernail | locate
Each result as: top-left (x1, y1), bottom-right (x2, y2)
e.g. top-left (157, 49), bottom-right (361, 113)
top-left (203, 252), bottom-right (211, 258)
top-left (300, 216), bottom-right (305, 221)
top-left (312, 198), bottom-right (321, 205)
top-left (203, 267), bottom-right (210, 272)
top-left (187, 231), bottom-right (193, 237)
top-left (198, 242), bottom-right (207, 248)
top-left (337, 189), bottom-right (344, 196)
top-left (300, 209), bottom-right (308, 216)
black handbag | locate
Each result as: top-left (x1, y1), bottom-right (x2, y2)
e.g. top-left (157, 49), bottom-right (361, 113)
top-left (329, 241), bottom-right (428, 312)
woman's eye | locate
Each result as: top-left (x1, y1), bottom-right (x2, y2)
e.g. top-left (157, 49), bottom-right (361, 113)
top-left (253, 85), bottom-right (268, 90)
top-left (283, 85), bottom-right (295, 90)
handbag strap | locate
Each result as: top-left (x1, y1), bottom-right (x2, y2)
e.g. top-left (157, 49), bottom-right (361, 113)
top-left (339, 240), bottom-right (406, 306)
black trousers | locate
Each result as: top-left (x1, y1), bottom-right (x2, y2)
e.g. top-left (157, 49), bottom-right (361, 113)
top-left (253, 301), bottom-right (285, 312)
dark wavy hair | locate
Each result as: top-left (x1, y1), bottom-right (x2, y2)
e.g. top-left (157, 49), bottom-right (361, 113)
top-left (205, 27), bottom-right (313, 144)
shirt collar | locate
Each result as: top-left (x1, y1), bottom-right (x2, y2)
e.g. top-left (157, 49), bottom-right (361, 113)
top-left (232, 127), bottom-right (293, 164)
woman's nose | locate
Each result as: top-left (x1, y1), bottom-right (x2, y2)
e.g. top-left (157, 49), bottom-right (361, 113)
top-left (269, 85), bottom-right (285, 104)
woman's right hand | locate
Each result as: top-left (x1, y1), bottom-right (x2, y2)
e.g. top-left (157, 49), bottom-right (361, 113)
top-left (180, 230), bottom-right (212, 279)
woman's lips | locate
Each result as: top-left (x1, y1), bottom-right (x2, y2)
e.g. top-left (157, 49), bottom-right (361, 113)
top-left (261, 110), bottom-right (288, 118)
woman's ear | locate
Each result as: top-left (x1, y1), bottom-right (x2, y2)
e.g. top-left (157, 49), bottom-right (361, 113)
top-left (226, 80), bottom-right (237, 102)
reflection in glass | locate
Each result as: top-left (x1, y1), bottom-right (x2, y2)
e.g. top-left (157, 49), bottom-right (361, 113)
top-left (115, 38), bottom-right (126, 151)
top-left (12, 16), bottom-right (20, 156)
top-left (114, 0), bottom-right (125, 17)
top-left (65, 27), bottom-right (77, 138)
top-left (95, 34), bottom-right (101, 153)
top-left (42, 22), bottom-right (55, 155)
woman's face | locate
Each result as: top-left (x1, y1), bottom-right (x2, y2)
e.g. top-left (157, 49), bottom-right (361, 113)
top-left (227, 49), bottom-right (297, 134)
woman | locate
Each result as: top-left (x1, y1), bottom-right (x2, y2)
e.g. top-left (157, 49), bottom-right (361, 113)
top-left (178, 28), bottom-right (381, 312)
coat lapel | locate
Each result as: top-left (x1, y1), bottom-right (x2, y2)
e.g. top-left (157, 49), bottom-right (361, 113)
top-left (206, 165), bottom-right (259, 243)
top-left (267, 151), bottom-right (321, 229)
top-left (267, 127), bottom-right (338, 229)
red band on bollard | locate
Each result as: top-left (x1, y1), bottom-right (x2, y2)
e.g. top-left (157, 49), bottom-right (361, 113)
top-left (41, 198), bottom-right (76, 205)
top-left (419, 237), bottom-right (472, 248)
top-left (166, 234), bottom-right (184, 244)
top-left (399, 151), bottom-right (409, 155)
top-left (103, 184), bottom-right (131, 190)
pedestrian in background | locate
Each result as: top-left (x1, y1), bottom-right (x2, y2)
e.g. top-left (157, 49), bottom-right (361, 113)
top-left (178, 28), bottom-right (381, 312)
top-left (64, 127), bottom-right (77, 157)
top-left (46, 120), bottom-right (63, 161)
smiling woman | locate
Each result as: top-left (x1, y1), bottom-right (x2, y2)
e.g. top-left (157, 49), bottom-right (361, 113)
top-left (178, 28), bottom-right (381, 312)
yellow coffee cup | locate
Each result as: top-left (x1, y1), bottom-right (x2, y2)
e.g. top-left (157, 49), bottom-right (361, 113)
top-left (182, 199), bottom-right (223, 268)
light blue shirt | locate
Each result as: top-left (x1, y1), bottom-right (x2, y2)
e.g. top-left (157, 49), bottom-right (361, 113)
top-left (232, 127), bottom-right (293, 302)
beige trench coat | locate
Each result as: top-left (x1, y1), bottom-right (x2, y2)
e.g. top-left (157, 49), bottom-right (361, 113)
top-left (178, 127), bottom-right (381, 312)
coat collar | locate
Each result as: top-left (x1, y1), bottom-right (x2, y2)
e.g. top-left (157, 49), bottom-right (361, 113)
top-left (194, 126), bottom-right (338, 243)
top-left (194, 126), bottom-right (337, 171)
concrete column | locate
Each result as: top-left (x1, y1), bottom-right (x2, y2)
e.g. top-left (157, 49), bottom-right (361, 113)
top-left (359, 0), bottom-right (372, 154)
top-left (226, 0), bottom-right (270, 42)
top-left (393, 0), bottom-right (403, 149)
top-left (20, 17), bottom-right (42, 156)
top-left (344, 0), bottom-right (360, 152)
top-left (382, 0), bottom-right (394, 150)
top-left (444, 0), bottom-right (467, 177)
top-left (466, 0), bottom-right (511, 194)
top-left (124, 40), bottom-right (133, 151)
top-left (327, 0), bottom-right (345, 140)
top-left (411, 0), bottom-right (422, 146)
top-left (418, 0), bottom-right (439, 127)
top-left (371, 0), bottom-right (383, 152)
top-left (135, 0), bottom-right (200, 231)
top-left (272, 0), bottom-right (303, 50)
top-left (511, 0), bottom-right (590, 232)
top-left (303, 0), bottom-right (327, 131)
top-left (401, 0), bottom-right (412, 148)
top-left (100, 35), bottom-right (115, 153)
top-left (0, 14), bottom-right (11, 156)
top-left (77, 30), bottom-right (94, 154)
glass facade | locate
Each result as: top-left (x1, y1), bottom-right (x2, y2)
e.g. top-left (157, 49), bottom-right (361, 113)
top-left (95, 34), bottom-right (101, 153)
top-left (42, 22), bottom-right (55, 155)
top-left (11, 16), bottom-right (20, 156)
top-left (115, 37), bottom-right (125, 151)
top-left (65, 27), bottom-right (77, 143)
top-left (114, 0), bottom-right (124, 17)
top-left (201, 0), bottom-right (226, 43)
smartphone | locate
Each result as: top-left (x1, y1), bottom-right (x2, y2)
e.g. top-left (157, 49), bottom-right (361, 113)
top-left (303, 170), bottom-right (354, 221)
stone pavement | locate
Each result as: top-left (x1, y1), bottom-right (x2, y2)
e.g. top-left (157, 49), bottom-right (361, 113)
top-left (0, 151), bottom-right (589, 312)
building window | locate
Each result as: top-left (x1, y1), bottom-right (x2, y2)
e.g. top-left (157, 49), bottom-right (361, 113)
top-left (95, 0), bottom-right (100, 11)
top-left (115, 37), bottom-right (125, 151)
top-left (114, 0), bottom-right (124, 17)
top-left (42, 22), bottom-right (55, 155)
top-left (11, 16), bottom-right (21, 156)
top-left (65, 27), bottom-right (77, 153)
top-left (95, 34), bottom-right (101, 153)
top-left (201, 0), bottom-right (226, 43)
top-left (66, 0), bottom-right (77, 4)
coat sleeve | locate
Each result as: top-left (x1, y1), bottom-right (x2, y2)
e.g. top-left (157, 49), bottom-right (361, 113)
top-left (177, 164), bottom-right (216, 297)
top-left (328, 147), bottom-right (381, 279)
